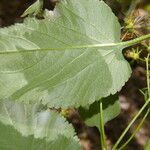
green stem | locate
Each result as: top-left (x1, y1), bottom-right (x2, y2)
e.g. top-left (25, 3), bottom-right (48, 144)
top-left (118, 108), bottom-right (150, 150)
top-left (146, 54), bottom-right (150, 99)
top-left (113, 46), bottom-right (150, 150)
top-left (121, 34), bottom-right (150, 48)
top-left (112, 99), bottom-right (150, 150)
top-left (100, 101), bottom-right (107, 150)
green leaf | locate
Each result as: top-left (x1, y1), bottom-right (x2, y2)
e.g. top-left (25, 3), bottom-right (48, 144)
top-left (0, 124), bottom-right (81, 150)
top-left (0, 100), bottom-right (81, 150)
top-left (79, 95), bottom-right (120, 130)
top-left (21, 0), bottom-right (44, 17)
top-left (0, 100), bottom-right (74, 139)
top-left (0, 0), bottom-right (131, 108)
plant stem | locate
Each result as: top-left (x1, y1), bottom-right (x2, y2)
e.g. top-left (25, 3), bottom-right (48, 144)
top-left (100, 101), bottom-right (107, 150)
top-left (112, 99), bottom-right (150, 150)
top-left (118, 108), bottom-right (150, 150)
top-left (146, 54), bottom-right (150, 99)
top-left (121, 34), bottom-right (150, 48)
top-left (113, 44), bottom-right (150, 150)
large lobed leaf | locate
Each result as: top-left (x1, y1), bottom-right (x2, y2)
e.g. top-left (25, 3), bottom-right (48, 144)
top-left (0, 100), bottom-right (81, 150)
top-left (0, 0), bottom-right (131, 108)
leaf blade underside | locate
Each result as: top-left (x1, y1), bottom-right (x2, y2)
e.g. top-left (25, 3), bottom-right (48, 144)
top-left (0, 0), bottom-right (131, 108)
top-left (0, 100), bottom-right (81, 150)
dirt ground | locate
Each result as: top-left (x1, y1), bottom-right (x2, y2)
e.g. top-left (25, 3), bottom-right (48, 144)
top-left (0, 0), bottom-right (150, 150)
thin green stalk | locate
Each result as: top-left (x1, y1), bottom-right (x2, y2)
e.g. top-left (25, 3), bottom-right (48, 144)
top-left (118, 108), bottom-right (150, 150)
top-left (112, 99), bottom-right (150, 150)
top-left (0, 34), bottom-right (150, 54)
top-left (146, 54), bottom-right (150, 98)
top-left (100, 101), bottom-right (107, 150)
top-left (113, 44), bottom-right (150, 150)
top-left (121, 34), bottom-right (150, 48)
